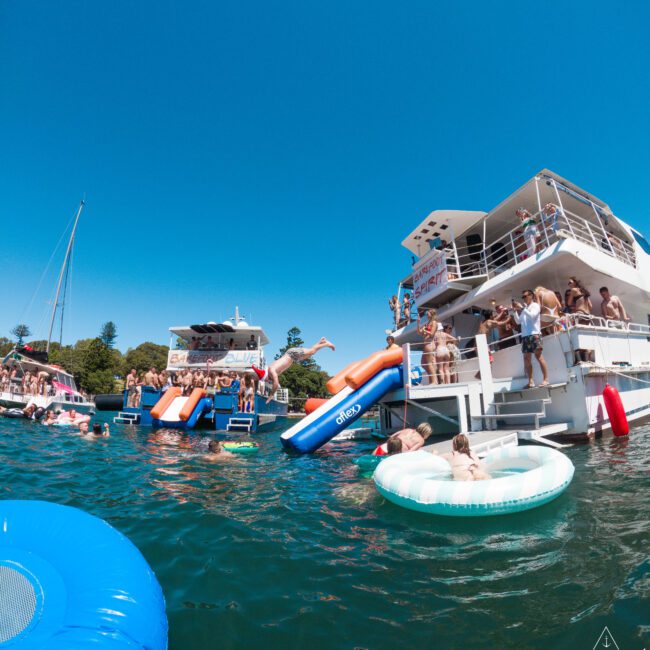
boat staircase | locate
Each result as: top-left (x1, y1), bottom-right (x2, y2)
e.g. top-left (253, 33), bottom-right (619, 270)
top-left (114, 411), bottom-right (140, 425)
top-left (226, 416), bottom-right (253, 432)
top-left (477, 382), bottom-right (570, 448)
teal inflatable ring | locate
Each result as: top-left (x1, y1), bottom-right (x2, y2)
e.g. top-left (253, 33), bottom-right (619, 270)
top-left (373, 446), bottom-right (574, 516)
top-left (222, 442), bottom-right (259, 454)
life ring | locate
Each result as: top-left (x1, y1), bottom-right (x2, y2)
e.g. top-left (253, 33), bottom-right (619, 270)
top-left (222, 441), bottom-right (259, 454)
top-left (374, 446), bottom-right (574, 516)
top-left (0, 500), bottom-right (167, 648)
top-left (602, 383), bottom-right (629, 437)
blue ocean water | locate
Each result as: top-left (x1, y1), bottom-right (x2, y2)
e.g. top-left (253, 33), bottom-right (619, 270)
top-left (0, 417), bottom-right (648, 649)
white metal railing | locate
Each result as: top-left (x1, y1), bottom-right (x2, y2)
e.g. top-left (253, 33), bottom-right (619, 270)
top-left (394, 205), bottom-right (637, 322)
top-left (404, 338), bottom-right (483, 387)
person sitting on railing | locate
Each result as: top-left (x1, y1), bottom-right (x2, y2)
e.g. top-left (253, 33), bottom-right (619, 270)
top-left (417, 310), bottom-right (439, 385)
top-left (388, 295), bottom-right (401, 329)
top-left (516, 208), bottom-right (540, 259)
top-left (535, 286), bottom-right (563, 334)
top-left (511, 289), bottom-right (549, 388)
top-left (600, 287), bottom-right (630, 324)
top-left (542, 203), bottom-right (563, 233)
top-left (567, 277), bottom-right (593, 323)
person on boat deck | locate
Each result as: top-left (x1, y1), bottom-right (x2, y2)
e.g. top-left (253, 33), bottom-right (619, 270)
top-left (189, 337), bottom-right (200, 351)
top-left (388, 295), bottom-right (401, 329)
top-left (542, 202), bottom-right (563, 233)
top-left (600, 287), bottom-right (630, 323)
top-left (203, 440), bottom-right (235, 461)
top-left (417, 309), bottom-right (439, 385)
top-left (228, 338), bottom-right (236, 350)
top-left (202, 336), bottom-right (215, 350)
top-left (144, 367), bottom-right (158, 388)
top-left (125, 368), bottom-right (139, 407)
top-left (492, 305), bottom-right (518, 349)
top-left (437, 434), bottom-right (491, 481)
top-left (516, 208), bottom-right (539, 259)
top-left (246, 335), bottom-right (258, 350)
top-left (567, 277), bottom-right (592, 320)
top-left (401, 293), bottom-right (413, 326)
top-left (512, 289), bottom-right (549, 388)
top-left (385, 335), bottom-right (400, 351)
top-left (252, 337), bottom-right (335, 404)
top-left (181, 369), bottom-right (193, 396)
top-left (535, 286), bottom-right (563, 334)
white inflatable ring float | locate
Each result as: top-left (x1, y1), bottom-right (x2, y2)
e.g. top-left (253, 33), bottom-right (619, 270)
top-left (373, 446), bottom-right (574, 516)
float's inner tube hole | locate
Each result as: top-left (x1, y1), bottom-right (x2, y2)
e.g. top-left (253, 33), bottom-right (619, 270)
top-left (0, 564), bottom-right (38, 642)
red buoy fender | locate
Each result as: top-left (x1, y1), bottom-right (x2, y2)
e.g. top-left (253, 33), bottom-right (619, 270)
top-left (602, 384), bottom-right (629, 437)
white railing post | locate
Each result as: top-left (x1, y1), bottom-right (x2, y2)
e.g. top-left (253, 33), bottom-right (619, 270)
top-left (535, 177), bottom-right (550, 249)
top-left (402, 343), bottom-right (412, 398)
top-left (585, 221), bottom-right (599, 248)
top-left (552, 179), bottom-right (576, 239)
top-left (475, 334), bottom-right (495, 428)
top-left (509, 231), bottom-right (517, 263)
top-left (451, 239), bottom-right (461, 278)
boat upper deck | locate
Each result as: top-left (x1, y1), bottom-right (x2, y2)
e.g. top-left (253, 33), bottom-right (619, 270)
top-left (397, 170), bottom-right (645, 315)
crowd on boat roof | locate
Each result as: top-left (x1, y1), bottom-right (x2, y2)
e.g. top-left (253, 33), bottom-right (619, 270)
top-left (186, 334), bottom-right (258, 351)
top-left (0, 366), bottom-right (81, 399)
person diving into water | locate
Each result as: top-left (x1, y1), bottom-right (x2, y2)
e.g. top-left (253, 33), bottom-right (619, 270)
top-left (252, 337), bottom-right (335, 403)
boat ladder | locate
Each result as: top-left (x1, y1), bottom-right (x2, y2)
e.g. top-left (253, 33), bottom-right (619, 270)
top-left (226, 417), bottom-right (253, 432)
top-left (113, 411), bottom-right (140, 425)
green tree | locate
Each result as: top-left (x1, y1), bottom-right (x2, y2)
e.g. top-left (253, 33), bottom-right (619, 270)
top-left (0, 337), bottom-right (14, 357)
top-left (99, 321), bottom-right (118, 349)
top-left (81, 338), bottom-right (115, 394)
top-left (11, 324), bottom-right (31, 346)
top-left (122, 342), bottom-right (169, 375)
top-left (279, 364), bottom-right (330, 400)
top-left (175, 337), bottom-right (188, 350)
top-left (276, 326), bottom-right (318, 370)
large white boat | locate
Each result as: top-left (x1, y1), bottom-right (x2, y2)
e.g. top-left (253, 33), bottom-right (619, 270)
top-left (115, 308), bottom-right (289, 432)
top-left (383, 170), bottom-right (650, 446)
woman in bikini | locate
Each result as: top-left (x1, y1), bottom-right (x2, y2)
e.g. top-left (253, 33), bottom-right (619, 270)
top-left (439, 434), bottom-right (491, 481)
top-left (535, 286), bottom-right (563, 334)
top-left (417, 309), bottom-right (438, 385)
top-left (567, 277), bottom-right (593, 322)
top-left (252, 337), bottom-right (335, 403)
top-left (434, 325), bottom-right (458, 385)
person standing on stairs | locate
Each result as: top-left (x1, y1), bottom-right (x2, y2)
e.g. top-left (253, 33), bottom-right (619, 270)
top-left (512, 289), bottom-right (549, 388)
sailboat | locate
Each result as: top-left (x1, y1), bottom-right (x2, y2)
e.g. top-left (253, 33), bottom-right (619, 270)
top-left (0, 201), bottom-right (94, 413)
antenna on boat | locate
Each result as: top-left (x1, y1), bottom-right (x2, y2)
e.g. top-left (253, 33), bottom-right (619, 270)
top-left (46, 200), bottom-right (85, 354)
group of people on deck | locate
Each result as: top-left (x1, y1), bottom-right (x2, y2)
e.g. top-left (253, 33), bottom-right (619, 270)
top-left (188, 334), bottom-right (258, 351)
top-left (0, 366), bottom-right (54, 397)
top-left (125, 367), bottom-right (259, 412)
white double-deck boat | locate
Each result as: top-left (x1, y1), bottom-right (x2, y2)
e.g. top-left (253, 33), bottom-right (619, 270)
top-left (383, 170), bottom-right (650, 447)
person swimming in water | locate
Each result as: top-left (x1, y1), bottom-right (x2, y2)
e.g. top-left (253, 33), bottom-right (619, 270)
top-left (203, 440), bottom-right (236, 461)
top-left (252, 337), bottom-right (335, 403)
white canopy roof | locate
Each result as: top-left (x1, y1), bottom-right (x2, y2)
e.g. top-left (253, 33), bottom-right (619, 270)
top-left (169, 322), bottom-right (270, 346)
top-left (402, 210), bottom-right (487, 256)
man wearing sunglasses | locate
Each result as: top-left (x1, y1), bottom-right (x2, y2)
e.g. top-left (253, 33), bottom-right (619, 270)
top-left (511, 290), bottom-right (549, 389)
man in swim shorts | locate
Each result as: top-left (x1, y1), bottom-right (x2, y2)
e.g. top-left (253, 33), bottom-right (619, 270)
top-left (600, 287), bottom-right (630, 323)
top-left (252, 337), bottom-right (335, 403)
top-left (512, 289), bottom-right (549, 388)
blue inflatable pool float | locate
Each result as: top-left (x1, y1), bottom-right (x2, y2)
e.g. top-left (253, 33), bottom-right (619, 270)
top-left (0, 500), bottom-right (167, 648)
top-left (374, 446), bottom-right (574, 516)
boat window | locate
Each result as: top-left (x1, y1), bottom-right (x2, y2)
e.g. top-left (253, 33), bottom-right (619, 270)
top-left (632, 229), bottom-right (650, 255)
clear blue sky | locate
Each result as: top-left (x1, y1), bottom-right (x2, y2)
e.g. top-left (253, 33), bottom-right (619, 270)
top-left (1, 1), bottom-right (649, 373)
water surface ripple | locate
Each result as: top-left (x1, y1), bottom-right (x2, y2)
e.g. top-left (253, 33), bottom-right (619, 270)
top-left (0, 418), bottom-right (648, 648)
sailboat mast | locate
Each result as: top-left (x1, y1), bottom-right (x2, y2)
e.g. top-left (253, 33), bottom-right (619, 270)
top-left (46, 200), bottom-right (85, 354)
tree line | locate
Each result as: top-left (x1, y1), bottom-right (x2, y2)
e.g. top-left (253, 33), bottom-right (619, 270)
top-left (1, 323), bottom-right (330, 400)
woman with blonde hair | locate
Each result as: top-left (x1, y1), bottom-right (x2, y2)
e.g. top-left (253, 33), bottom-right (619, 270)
top-left (417, 309), bottom-right (439, 384)
top-left (440, 434), bottom-right (491, 481)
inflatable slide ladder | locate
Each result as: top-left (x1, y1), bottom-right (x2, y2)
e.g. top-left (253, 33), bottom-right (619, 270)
top-left (281, 348), bottom-right (404, 453)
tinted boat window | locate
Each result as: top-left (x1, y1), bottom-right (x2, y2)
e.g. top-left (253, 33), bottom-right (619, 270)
top-left (632, 229), bottom-right (650, 255)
